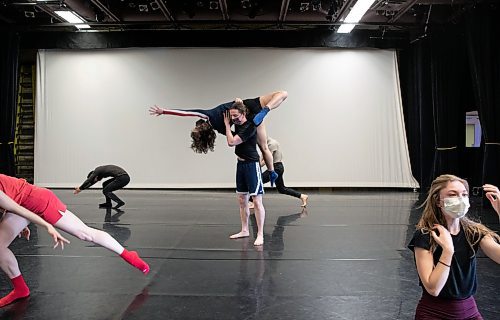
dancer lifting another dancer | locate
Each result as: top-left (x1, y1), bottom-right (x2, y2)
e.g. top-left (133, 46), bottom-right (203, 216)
top-left (149, 90), bottom-right (288, 186)
top-left (223, 101), bottom-right (266, 246)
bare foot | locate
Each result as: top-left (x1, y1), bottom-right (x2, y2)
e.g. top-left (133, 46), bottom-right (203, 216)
top-left (230, 231), bottom-right (249, 239)
top-left (300, 208), bottom-right (308, 218)
top-left (254, 235), bottom-right (264, 246)
top-left (248, 202), bottom-right (255, 209)
top-left (300, 194), bottom-right (309, 207)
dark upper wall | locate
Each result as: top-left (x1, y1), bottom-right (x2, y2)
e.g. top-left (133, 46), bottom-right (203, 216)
top-left (19, 29), bottom-right (407, 50)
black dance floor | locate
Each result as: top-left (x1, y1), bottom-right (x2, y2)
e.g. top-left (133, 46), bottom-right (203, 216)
top-left (1, 189), bottom-right (499, 319)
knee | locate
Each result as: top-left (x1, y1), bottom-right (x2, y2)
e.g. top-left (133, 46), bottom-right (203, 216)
top-left (237, 197), bottom-right (247, 208)
top-left (238, 199), bottom-right (248, 208)
top-left (75, 230), bottom-right (94, 242)
top-left (252, 196), bottom-right (262, 206)
top-left (103, 191), bottom-right (113, 197)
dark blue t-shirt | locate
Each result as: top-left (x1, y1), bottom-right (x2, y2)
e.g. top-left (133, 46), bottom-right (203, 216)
top-left (408, 227), bottom-right (482, 299)
top-left (189, 97), bottom-right (261, 135)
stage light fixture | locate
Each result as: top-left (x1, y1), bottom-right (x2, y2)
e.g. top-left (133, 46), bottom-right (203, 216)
top-left (209, 1), bottom-right (219, 10)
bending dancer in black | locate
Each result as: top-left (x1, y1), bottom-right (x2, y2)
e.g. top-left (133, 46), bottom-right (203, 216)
top-left (74, 165), bottom-right (130, 209)
top-left (149, 90), bottom-right (288, 186)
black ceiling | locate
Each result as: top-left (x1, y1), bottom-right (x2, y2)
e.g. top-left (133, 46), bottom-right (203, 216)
top-left (0, 0), bottom-right (489, 35)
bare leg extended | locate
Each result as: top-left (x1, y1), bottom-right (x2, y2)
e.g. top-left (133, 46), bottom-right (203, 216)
top-left (54, 210), bottom-right (149, 274)
top-left (252, 195), bottom-right (265, 246)
top-left (230, 193), bottom-right (250, 239)
top-left (253, 90), bottom-right (288, 126)
top-left (0, 213), bottom-right (31, 307)
top-left (257, 123), bottom-right (274, 172)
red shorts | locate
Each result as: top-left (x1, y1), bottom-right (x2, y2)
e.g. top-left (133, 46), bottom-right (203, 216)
top-left (20, 186), bottom-right (67, 225)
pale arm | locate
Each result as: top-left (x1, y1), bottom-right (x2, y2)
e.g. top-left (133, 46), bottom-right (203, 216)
top-left (223, 111), bottom-right (243, 147)
top-left (480, 235), bottom-right (500, 264)
top-left (483, 184), bottom-right (500, 222)
top-left (414, 225), bottom-right (455, 297)
top-left (414, 247), bottom-right (454, 296)
top-left (149, 105), bottom-right (209, 119)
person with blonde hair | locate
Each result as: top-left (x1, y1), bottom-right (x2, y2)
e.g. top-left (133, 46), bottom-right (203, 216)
top-left (408, 174), bottom-right (500, 319)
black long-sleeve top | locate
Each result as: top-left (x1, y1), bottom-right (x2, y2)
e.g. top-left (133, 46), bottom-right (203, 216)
top-left (79, 165), bottom-right (128, 190)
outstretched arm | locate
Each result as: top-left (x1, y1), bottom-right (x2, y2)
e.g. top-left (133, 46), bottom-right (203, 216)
top-left (259, 91), bottom-right (288, 111)
top-left (77, 171), bottom-right (99, 191)
top-left (0, 191), bottom-right (70, 249)
top-left (149, 105), bottom-right (209, 120)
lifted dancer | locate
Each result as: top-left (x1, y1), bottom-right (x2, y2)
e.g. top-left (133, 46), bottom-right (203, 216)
top-left (149, 90), bottom-right (288, 186)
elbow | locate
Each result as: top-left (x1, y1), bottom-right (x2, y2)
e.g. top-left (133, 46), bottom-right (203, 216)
top-left (424, 285), bottom-right (441, 297)
top-left (427, 290), bottom-right (440, 297)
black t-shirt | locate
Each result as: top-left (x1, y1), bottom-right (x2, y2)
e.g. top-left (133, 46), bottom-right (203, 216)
top-left (408, 227), bottom-right (483, 299)
top-left (242, 97), bottom-right (262, 122)
top-left (234, 121), bottom-right (259, 161)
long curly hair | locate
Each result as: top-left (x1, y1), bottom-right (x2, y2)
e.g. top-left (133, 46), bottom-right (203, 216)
top-left (417, 174), bottom-right (500, 253)
top-left (190, 119), bottom-right (216, 154)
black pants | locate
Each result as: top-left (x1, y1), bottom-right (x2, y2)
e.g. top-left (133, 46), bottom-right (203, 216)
top-left (261, 162), bottom-right (301, 198)
top-left (102, 174), bottom-right (130, 204)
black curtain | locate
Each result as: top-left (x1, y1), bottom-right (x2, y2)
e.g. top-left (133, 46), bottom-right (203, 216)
top-left (465, 3), bottom-right (500, 192)
top-left (401, 23), bottom-right (470, 191)
top-left (399, 38), bottom-right (435, 190)
top-left (428, 27), bottom-right (465, 179)
top-left (0, 31), bottom-right (19, 176)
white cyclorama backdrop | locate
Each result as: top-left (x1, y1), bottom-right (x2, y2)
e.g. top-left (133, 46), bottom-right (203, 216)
top-left (35, 48), bottom-right (419, 189)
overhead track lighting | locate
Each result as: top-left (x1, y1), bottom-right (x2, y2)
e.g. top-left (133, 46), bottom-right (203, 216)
top-left (336, 0), bottom-right (376, 34)
top-left (54, 10), bottom-right (90, 29)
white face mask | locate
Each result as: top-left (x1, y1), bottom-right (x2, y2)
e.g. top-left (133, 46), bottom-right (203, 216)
top-left (442, 197), bottom-right (470, 219)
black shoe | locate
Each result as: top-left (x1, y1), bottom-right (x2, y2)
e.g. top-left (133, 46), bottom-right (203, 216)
top-left (99, 202), bottom-right (112, 208)
top-left (113, 201), bottom-right (125, 209)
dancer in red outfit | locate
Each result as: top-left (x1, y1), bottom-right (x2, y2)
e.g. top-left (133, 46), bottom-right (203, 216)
top-left (0, 174), bottom-right (149, 308)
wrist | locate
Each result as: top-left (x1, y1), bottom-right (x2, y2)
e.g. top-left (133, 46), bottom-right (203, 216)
top-left (442, 247), bottom-right (454, 255)
top-left (438, 260), bottom-right (451, 268)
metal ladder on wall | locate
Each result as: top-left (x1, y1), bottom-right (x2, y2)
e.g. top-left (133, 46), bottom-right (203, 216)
top-left (14, 65), bottom-right (35, 182)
